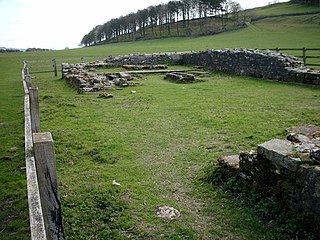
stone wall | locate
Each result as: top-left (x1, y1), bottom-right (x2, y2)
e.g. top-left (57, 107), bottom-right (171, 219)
top-left (101, 49), bottom-right (320, 85)
top-left (180, 49), bottom-right (320, 85)
top-left (62, 49), bottom-right (320, 89)
top-left (218, 125), bottom-right (320, 235)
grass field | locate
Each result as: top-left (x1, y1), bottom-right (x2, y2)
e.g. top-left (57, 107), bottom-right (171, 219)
top-left (32, 71), bottom-right (320, 239)
top-left (0, 2), bottom-right (320, 239)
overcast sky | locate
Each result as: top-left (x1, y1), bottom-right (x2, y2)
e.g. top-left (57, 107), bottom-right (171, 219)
top-left (0, 0), bottom-right (289, 50)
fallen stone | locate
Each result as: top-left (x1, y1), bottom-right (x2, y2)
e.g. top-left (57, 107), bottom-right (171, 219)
top-left (165, 72), bottom-right (196, 83)
top-left (98, 92), bottom-right (113, 98)
top-left (156, 206), bottom-right (180, 220)
top-left (118, 72), bottom-right (132, 80)
top-left (287, 133), bottom-right (311, 144)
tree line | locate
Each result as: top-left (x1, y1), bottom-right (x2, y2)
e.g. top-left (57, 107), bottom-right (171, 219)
top-left (80, 0), bottom-right (246, 47)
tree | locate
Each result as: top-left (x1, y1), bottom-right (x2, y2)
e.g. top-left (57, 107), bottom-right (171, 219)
top-left (230, 1), bottom-right (242, 26)
top-left (80, 0), bottom-right (250, 46)
top-left (200, 0), bottom-right (225, 11)
top-left (148, 5), bottom-right (158, 37)
top-left (136, 9), bottom-right (149, 38)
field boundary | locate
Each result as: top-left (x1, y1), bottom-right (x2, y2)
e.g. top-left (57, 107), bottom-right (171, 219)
top-left (22, 62), bottom-right (65, 240)
top-left (264, 47), bottom-right (320, 67)
top-left (26, 47), bottom-right (320, 77)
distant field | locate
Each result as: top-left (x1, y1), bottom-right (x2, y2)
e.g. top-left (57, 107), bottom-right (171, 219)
top-left (0, 1), bottom-right (319, 239)
top-left (250, 2), bottom-right (320, 17)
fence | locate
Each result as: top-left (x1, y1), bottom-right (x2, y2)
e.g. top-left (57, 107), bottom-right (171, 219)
top-left (22, 62), bottom-right (65, 240)
top-left (266, 48), bottom-right (320, 67)
top-left (27, 56), bottom-right (109, 76)
top-left (26, 48), bottom-right (320, 77)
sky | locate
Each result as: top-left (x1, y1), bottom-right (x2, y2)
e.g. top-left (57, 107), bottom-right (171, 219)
top-left (0, 0), bottom-right (289, 50)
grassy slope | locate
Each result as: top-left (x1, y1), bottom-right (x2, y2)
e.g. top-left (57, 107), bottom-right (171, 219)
top-left (0, 1), bottom-right (319, 239)
top-left (250, 1), bottom-right (320, 17)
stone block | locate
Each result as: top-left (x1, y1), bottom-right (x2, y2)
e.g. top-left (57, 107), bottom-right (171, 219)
top-left (258, 139), bottom-right (301, 173)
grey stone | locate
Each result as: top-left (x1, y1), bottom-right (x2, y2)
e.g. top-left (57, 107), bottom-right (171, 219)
top-left (258, 139), bottom-right (301, 172)
top-left (296, 142), bottom-right (316, 153)
top-left (310, 149), bottom-right (320, 163)
top-left (301, 166), bottom-right (320, 215)
top-left (287, 133), bottom-right (311, 143)
top-left (156, 206), bottom-right (180, 220)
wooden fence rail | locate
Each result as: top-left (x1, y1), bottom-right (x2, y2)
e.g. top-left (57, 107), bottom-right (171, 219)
top-left (266, 47), bottom-right (320, 66)
top-left (22, 62), bottom-right (65, 240)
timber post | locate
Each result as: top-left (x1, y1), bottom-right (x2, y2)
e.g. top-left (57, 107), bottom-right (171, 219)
top-left (29, 87), bottom-right (40, 133)
top-left (33, 132), bottom-right (65, 240)
top-left (302, 47), bottom-right (307, 66)
top-left (52, 59), bottom-right (57, 77)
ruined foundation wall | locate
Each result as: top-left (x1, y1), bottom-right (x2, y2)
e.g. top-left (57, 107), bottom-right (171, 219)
top-left (62, 49), bottom-right (320, 91)
top-left (103, 49), bottom-right (320, 85)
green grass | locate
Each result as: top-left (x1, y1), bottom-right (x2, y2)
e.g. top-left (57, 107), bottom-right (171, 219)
top-left (0, 53), bottom-right (31, 239)
top-left (0, 2), bottom-right (319, 238)
top-left (32, 71), bottom-right (319, 239)
top-left (250, 2), bottom-right (320, 17)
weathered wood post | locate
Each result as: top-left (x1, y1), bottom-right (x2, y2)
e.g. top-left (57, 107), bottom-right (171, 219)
top-left (33, 132), bottom-right (65, 240)
top-left (24, 61), bottom-right (30, 76)
top-left (24, 90), bottom-right (47, 240)
top-left (302, 47), bottom-right (307, 66)
top-left (29, 87), bottom-right (40, 133)
top-left (52, 59), bottom-right (57, 77)
top-left (25, 75), bottom-right (32, 89)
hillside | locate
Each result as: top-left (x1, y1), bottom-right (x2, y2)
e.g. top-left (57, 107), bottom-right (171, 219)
top-left (249, 1), bottom-right (320, 17)
top-left (84, 1), bottom-right (320, 46)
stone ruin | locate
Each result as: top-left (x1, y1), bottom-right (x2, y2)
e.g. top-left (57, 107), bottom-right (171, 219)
top-left (165, 72), bottom-right (196, 83)
top-left (217, 125), bottom-right (320, 235)
top-left (61, 49), bottom-right (320, 93)
top-left (61, 63), bottom-right (143, 92)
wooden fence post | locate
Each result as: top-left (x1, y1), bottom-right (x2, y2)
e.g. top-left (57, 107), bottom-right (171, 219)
top-left (29, 88), bottom-right (40, 133)
top-left (33, 132), bottom-right (65, 240)
top-left (302, 47), bottom-right (307, 66)
top-left (24, 61), bottom-right (30, 76)
top-left (52, 59), bottom-right (57, 77)
top-left (25, 75), bottom-right (32, 89)
top-left (24, 93), bottom-right (47, 240)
